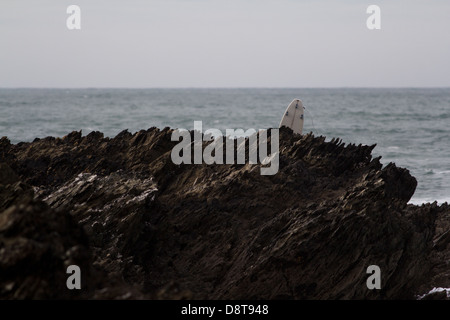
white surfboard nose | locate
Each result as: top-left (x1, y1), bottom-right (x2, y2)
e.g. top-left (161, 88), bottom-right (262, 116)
top-left (279, 99), bottom-right (304, 135)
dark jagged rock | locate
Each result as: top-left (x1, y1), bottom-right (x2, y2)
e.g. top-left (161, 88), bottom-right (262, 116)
top-left (0, 170), bottom-right (89, 299)
top-left (0, 164), bottom-right (151, 299)
top-left (41, 171), bottom-right (158, 287)
top-left (0, 126), bottom-right (449, 299)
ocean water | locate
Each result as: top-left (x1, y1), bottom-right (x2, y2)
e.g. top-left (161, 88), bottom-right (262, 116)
top-left (1, 88), bottom-right (449, 205)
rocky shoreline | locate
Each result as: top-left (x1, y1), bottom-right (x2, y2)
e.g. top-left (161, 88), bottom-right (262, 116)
top-left (0, 127), bottom-right (449, 299)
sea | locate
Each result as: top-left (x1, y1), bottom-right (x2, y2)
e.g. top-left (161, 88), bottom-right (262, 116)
top-left (0, 88), bottom-right (449, 205)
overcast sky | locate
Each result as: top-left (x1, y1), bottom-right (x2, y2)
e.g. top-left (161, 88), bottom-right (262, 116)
top-left (1, 0), bottom-right (449, 88)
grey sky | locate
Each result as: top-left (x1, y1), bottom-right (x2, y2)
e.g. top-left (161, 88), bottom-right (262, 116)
top-left (1, 0), bottom-right (449, 87)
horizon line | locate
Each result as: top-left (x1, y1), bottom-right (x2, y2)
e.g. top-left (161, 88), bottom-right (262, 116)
top-left (1, 86), bottom-right (450, 90)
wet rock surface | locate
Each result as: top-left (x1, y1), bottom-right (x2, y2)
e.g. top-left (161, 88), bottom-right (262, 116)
top-left (0, 127), bottom-right (449, 299)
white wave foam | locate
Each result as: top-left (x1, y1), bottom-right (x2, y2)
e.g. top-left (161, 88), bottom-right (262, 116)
top-left (417, 287), bottom-right (450, 300)
top-left (408, 198), bottom-right (449, 205)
